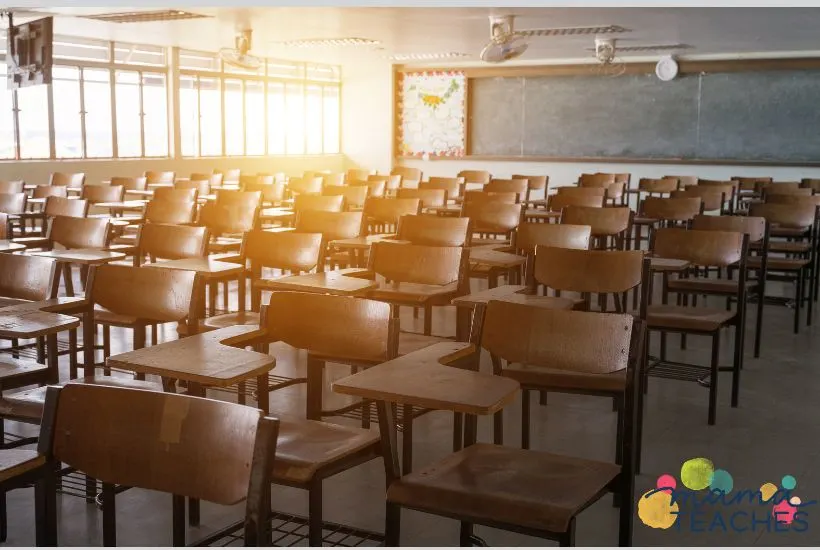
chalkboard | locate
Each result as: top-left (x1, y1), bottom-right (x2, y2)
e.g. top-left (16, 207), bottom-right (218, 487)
top-left (468, 70), bottom-right (820, 163)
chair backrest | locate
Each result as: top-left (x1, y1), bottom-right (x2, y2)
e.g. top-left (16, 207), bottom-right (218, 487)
top-left (0, 180), bottom-right (24, 194)
top-left (696, 180), bottom-right (737, 203)
top-left (396, 188), bottom-right (447, 208)
top-left (33, 185), bottom-right (68, 199)
top-left (293, 193), bottom-right (344, 213)
top-left (288, 177), bottom-right (324, 196)
top-left (323, 185), bottom-right (369, 210)
top-left (462, 190), bottom-right (517, 205)
top-left (801, 178), bottom-right (820, 193)
top-left (247, 181), bottom-right (286, 205)
top-left (262, 292), bottom-right (397, 364)
top-left (50, 216), bottom-right (110, 249)
top-left (244, 229), bottom-right (323, 272)
top-left (578, 173), bottom-right (614, 187)
top-left (391, 166), bottom-right (423, 182)
top-left (369, 241), bottom-right (467, 286)
top-left (512, 174), bottom-right (548, 192)
top-left (0, 253), bottom-right (57, 300)
top-left (480, 301), bottom-right (638, 376)
top-left (765, 193), bottom-right (820, 207)
top-left (82, 185), bottom-right (124, 204)
top-left (350, 179), bottom-right (386, 198)
top-left (362, 197), bottom-right (421, 228)
top-left (50, 172), bottom-right (86, 187)
top-left (137, 223), bottom-right (209, 262)
top-left (44, 197), bottom-right (89, 218)
top-left (561, 206), bottom-right (631, 238)
top-left (144, 171), bottom-right (175, 184)
top-left (395, 214), bottom-right (470, 247)
top-left (548, 192), bottom-right (605, 211)
top-left (691, 214), bottom-right (767, 244)
top-left (671, 186), bottom-right (728, 212)
top-left (749, 202), bottom-right (818, 229)
top-left (175, 179), bottom-right (209, 198)
top-left (732, 176), bottom-right (772, 191)
top-left (221, 168), bottom-right (242, 182)
top-left (420, 177), bottom-right (463, 200)
top-left (652, 227), bottom-right (745, 267)
top-left (664, 175), bottom-right (698, 188)
top-left (515, 222), bottom-right (591, 254)
top-left (640, 197), bottom-right (703, 222)
top-left (0, 192), bottom-right (27, 214)
top-left (144, 200), bottom-right (197, 225)
top-left (638, 177), bottom-right (680, 194)
top-left (88, 263), bottom-right (200, 323)
top-left (457, 170), bottom-right (491, 184)
top-left (368, 174), bottom-right (402, 191)
top-left (761, 183), bottom-right (808, 198)
top-left (532, 246), bottom-right (645, 294)
top-left (557, 186), bottom-right (607, 198)
top-left (462, 201), bottom-right (523, 235)
top-left (155, 187), bottom-right (198, 203)
top-left (347, 169), bottom-right (373, 183)
top-left (190, 172), bottom-right (223, 188)
top-left (110, 176), bottom-right (147, 191)
top-left (295, 210), bottom-right (363, 242)
top-left (42, 383), bottom-right (276, 509)
top-left (485, 178), bottom-right (528, 203)
top-left (0, 212), bottom-right (7, 239)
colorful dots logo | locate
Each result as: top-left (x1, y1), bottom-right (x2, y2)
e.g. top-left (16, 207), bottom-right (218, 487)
top-left (680, 457), bottom-right (715, 490)
top-left (638, 475), bottom-right (679, 529)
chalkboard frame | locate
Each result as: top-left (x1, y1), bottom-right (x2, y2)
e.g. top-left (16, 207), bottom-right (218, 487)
top-left (393, 57), bottom-right (820, 167)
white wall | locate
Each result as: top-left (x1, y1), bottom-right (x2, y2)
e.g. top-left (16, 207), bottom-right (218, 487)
top-left (341, 60), bottom-right (393, 174)
top-left (0, 155), bottom-right (346, 186)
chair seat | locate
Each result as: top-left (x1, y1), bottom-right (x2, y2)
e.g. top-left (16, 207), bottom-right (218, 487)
top-left (470, 237), bottom-right (511, 247)
top-left (752, 241), bottom-right (810, 254)
top-left (387, 443), bottom-right (620, 534)
top-left (203, 311), bottom-right (260, 330)
top-left (93, 306), bottom-right (139, 327)
top-left (10, 236), bottom-right (49, 249)
top-left (748, 257), bottom-right (809, 271)
top-left (208, 252), bottom-right (244, 264)
top-left (112, 234), bottom-right (138, 245)
top-left (366, 282), bottom-right (460, 304)
top-left (503, 363), bottom-right (625, 393)
top-left (208, 237), bottom-right (243, 253)
top-left (770, 227), bottom-right (810, 238)
top-left (398, 332), bottom-right (453, 356)
top-left (632, 217), bottom-right (657, 226)
top-left (0, 449), bottom-right (45, 483)
top-left (667, 278), bottom-right (757, 295)
top-left (0, 375), bottom-right (163, 423)
top-left (0, 357), bottom-right (48, 386)
top-left (647, 305), bottom-right (736, 332)
top-left (271, 416), bottom-right (380, 485)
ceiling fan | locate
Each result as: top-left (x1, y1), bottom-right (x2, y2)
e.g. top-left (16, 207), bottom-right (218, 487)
top-left (219, 29), bottom-right (262, 71)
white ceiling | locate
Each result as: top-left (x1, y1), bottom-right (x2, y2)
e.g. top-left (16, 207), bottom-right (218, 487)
top-left (11, 6), bottom-right (820, 66)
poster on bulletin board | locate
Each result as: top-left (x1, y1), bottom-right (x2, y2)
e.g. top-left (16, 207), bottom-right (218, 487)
top-left (398, 70), bottom-right (466, 158)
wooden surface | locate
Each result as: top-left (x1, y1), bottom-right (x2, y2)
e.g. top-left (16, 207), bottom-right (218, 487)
top-left (334, 342), bottom-right (519, 414)
top-left (143, 258), bottom-right (245, 278)
top-left (330, 234), bottom-right (398, 250)
top-left (469, 248), bottom-right (527, 268)
top-left (94, 200), bottom-right (147, 210)
top-left (648, 257), bottom-right (692, 272)
top-left (106, 325), bottom-right (274, 386)
top-left (451, 285), bottom-right (576, 310)
top-left (0, 241), bottom-right (27, 253)
top-left (0, 298), bottom-right (82, 338)
top-left (31, 249), bottom-right (127, 265)
top-left (0, 449), bottom-right (45, 483)
top-left (257, 270), bottom-right (379, 296)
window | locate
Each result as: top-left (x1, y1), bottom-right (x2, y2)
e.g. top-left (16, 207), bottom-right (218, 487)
top-left (245, 80), bottom-right (265, 155)
top-left (199, 77), bottom-right (223, 157)
top-left (84, 68), bottom-right (113, 158)
top-left (0, 63), bottom-right (15, 159)
top-left (267, 82), bottom-right (286, 155)
top-left (306, 85), bottom-right (323, 154)
top-left (52, 66), bottom-right (82, 158)
top-left (142, 73), bottom-right (168, 157)
top-left (17, 84), bottom-right (50, 159)
top-left (285, 83), bottom-right (305, 155)
top-left (115, 71), bottom-right (143, 157)
top-left (323, 86), bottom-right (340, 154)
top-left (224, 79), bottom-right (244, 156)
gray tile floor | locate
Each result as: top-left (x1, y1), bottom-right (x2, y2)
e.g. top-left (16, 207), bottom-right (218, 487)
top-left (3, 278), bottom-right (820, 546)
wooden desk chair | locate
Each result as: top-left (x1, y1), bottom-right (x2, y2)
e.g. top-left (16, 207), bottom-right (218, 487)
top-left (0, 446), bottom-right (50, 543)
top-left (19, 194), bottom-right (84, 237)
top-left (176, 178), bottom-right (209, 198)
top-left (555, 186), bottom-right (607, 204)
top-left (748, 202), bottom-right (818, 333)
top-left (49, 172), bottom-right (86, 187)
top-left (457, 169), bottom-right (491, 185)
top-left (671, 186), bottom-right (731, 214)
top-left (323, 184), bottom-right (368, 211)
top-left (219, 168), bottom-right (241, 183)
top-left (113, 199), bottom-right (198, 249)
top-left (369, 174), bottom-right (402, 194)
top-left (288, 176), bottom-right (324, 198)
top-left (638, 177), bottom-right (680, 196)
top-left (0, 181), bottom-right (23, 195)
top-left (391, 166), bottom-right (423, 184)
top-left (580, 173), bottom-right (625, 206)
top-left (801, 178), bottom-right (820, 193)
top-left (144, 170), bottom-right (175, 184)
top-left (82, 264), bottom-right (202, 376)
top-left (32, 185), bottom-right (67, 200)
top-left (760, 182), bottom-right (808, 199)
top-left (384, 304), bottom-right (643, 547)
top-left (200, 190), bottom-right (261, 253)
top-left (347, 168), bottom-right (373, 182)
top-left (561, 205), bottom-right (632, 250)
top-left (0, 213), bottom-right (6, 240)
top-left (733, 176), bottom-right (772, 194)
top-left (463, 202), bottom-right (524, 287)
top-left (350, 179), bottom-right (386, 198)
top-left (154, 187), bottom-right (198, 203)
top-left (396, 214), bottom-right (470, 247)
top-left (513, 174), bottom-right (549, 205)
top-left (396, 188), bottom-right (447, 212)
top-left (190, 172), bottom-right (223, 187)
top-left (664, 175), bottom-right (698, 188)
top-left (697, 180), bottom-right (738, 212)
top-left (630, 196), bottom-right (703, 255)
top-left (646, 228), bottom-right (749, 425)
top-left (130, 223), bottom-right (208, 267)
top-left (420, 177), bottom-right (463, 204)
top-left (362, 197), bottom-right (421, 234)
top-left (294, 210), bottom-right (364, 270)
top-left (363, 241), bottom-right (469, 337)
top-left (81, 184), bottom-right (124, 206)
top-left (242, 177), bottom-right (285, 207)
top-left (688, 215), bottom-right (769, 358)
top-left (485, 178), bottom-right (528, 203)
top-left (293, 194), bottom-right (344, 215)
top-left (461, 190), bottom-right (517, 205)
top-left (110, 176), bottom-right (147, 193)
top-left (515, 222), bottom-right (591, 278)
top-left (317, 172), bottom-right (342, 187)
top-left (2, 192), bottom-right (30, 237)
top-left (257, 292), bottom-right (389, 544)
top-left (36, 383), bottom-right (278, 546)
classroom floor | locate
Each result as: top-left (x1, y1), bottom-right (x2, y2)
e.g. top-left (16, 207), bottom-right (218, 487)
top-left (3, 277), bottom-right (820, 547)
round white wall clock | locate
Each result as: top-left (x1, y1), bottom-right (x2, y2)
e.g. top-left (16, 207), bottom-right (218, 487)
top-left (655, 56), bottom-right (679, 81)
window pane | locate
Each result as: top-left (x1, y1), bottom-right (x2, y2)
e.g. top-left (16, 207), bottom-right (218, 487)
top-left (323, 86), bottom-right (340, 154)
top-left (143, 73), bottom-right (168, 157)
top-left (267, 60), bottom-right (304, 79)
top-left (199, 77), bottom-right (222, 157)
top-left (180, 50), bottom-right (219, 72)
top-left (52, 66), bottom-right (82, 158)
top-left (245, 80), bottom-right (265, 155)
top-left (17, 84), bottom-right (50, 159)
top-left (224, 79), bottom-right (243, 156)
top-left (285, 83), bottom-right (304, 155)
top-left (83, 68), bottom-right (112, 158)
top-left (0, 63), bottom-right (14, 159)
top-left (267, 82), bottom-right (285, 155)
top-left (305, 85), bottom-right (322, 154)
top-left (115, 71), bottom-right (142, 157)
top-left (53, 36), bottom-right (110, 63)
top-left (179, 75), bottom-right (199, 157)
top-left (114, 43), bottom-right (166, 66)
top-left (306, 63), bottom-right (341, 83)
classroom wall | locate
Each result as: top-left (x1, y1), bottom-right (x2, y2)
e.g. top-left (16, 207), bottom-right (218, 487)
top-left (341, 61), bottom-right (393, 174)
top-left (0, 155), bottom-right (346, 186)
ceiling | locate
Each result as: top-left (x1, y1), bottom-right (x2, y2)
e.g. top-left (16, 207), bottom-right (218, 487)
top-left (8, 6), bottom-right (820, 66)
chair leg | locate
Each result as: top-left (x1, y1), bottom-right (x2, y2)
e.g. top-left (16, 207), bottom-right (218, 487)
top-left (102, 325), bottom-right (111, 375)
top-left (539, 391), bottom-right (547, 405)
top-left (732, 322), bottom-right (743, 409)
top-left (0, 491), bottom-right (6, 542)
top-left (102, 482), bottom-right (116, 547)
top-left (794, 271), bottom-right (804, 334)
top-left (402, 404), bottom-right (413, 475)
top-left (453, 412), bottom-right (463, 452)
top-left (385, 502), bottom-right (401, 546)
top-left (423, 304), bottom-right (432, 336)
top-left (69, 328), bottom-right (78, 379)
top-left (559, 517), bottom-right (576, 547)
top-left (493, 409), bottom-right (503, 445)
top-left (459, 522), bottom-right (475, 546)
top-left (521, 389), bottom-right (530, 450)
top-left (709, 332), bottom-right (720, 426)
top-left (308, 480), bottom-right (323, 547)
top-left (172, 494), bottom-right (186, 546)
top-left (754, 286), bottom-right (764, 359)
